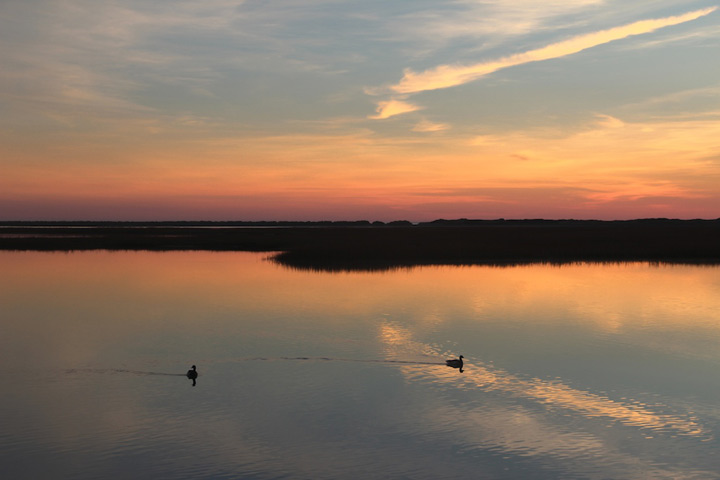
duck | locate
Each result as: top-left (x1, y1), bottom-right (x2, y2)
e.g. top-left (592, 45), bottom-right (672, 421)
top-left (186, 365), bottom-right (198, 380)
top-left (445, 355), bottom-right (464, 369)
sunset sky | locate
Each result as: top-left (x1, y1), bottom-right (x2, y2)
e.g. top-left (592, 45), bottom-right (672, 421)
top-left (2, 0), bottom-right (719, 221)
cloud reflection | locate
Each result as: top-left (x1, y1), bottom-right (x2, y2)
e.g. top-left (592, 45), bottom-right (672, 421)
top-left (379, 322), bottom-right (717, 479)
top-left (379, 322), bottom-right (708, 438)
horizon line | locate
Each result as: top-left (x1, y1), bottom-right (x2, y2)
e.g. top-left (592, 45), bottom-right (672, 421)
top-left (2, 217), bottom-right (720, 224)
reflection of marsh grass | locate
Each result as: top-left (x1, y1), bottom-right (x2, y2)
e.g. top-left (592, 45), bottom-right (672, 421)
top-left (2, 220), bottom-right (720, 271)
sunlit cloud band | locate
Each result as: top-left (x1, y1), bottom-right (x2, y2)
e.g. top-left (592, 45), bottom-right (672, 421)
top-left (373, 7), bottom-right (717, 119)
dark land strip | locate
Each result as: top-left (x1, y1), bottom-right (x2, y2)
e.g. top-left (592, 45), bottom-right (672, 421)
top-left (2, 219), bottom-right (720, 271)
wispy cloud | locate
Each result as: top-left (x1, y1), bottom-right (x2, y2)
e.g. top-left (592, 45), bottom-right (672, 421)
top-left (620, 84), bottom-right (720, 119)
top-left (369, 98), bottom-right (423, 119)
top-left (412, 119), bottom-right (450, 132)
top-left (371, 7), bottom-right (717, 119)
top-left (594, 114), bottom-right (625, 128)
top-left (394, 7), bottom-right (716, 95)
top-left (0, 0), bottom-right (351, 130)
top-left (389, 0), bottom-right (607, 53)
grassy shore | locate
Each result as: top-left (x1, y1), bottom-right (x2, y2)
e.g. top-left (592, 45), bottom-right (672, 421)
top-left (2, 219), bottom-right (720, 271)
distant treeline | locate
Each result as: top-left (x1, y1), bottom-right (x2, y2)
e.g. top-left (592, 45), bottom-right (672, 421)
top-left (2, 219), bottom-right (720, 271)
top-left (0, 220), bottom-right (412, 227)
top-left (2, 218), bottom-right (719, 227)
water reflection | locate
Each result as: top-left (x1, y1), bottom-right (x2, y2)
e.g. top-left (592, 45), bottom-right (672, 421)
top-left (0, 251), bottom-right (719, 480)
top-left (380, 322), bottom-right (708, 438)
top-left (378, 322), bottom-right (717, 479)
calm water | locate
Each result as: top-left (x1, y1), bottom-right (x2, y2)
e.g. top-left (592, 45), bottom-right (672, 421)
top-left (2, 251), bottom-right (720, 479)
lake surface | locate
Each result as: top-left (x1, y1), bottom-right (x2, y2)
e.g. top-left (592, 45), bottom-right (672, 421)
top-left (2, 251), bottom-right (720, 479)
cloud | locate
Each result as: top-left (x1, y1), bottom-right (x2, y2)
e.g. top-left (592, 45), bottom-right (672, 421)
top-left (369, 98), bottom-right (423, 119)
top-left (595, 114), bottom-right (625, 128)
top-left (391, 7), bottom-right (716, 95)
top-left (388, 0), bottom-right (607, 52)
top-left (412, 119), bottom-right (449, 132)
top-left (619, 84), bottom-right (720, 120)
top-left (369, 7), bottom-right (717, 119)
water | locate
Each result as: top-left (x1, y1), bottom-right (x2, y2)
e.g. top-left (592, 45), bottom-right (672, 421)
top-left (1, 251), bottom-right (720, 479)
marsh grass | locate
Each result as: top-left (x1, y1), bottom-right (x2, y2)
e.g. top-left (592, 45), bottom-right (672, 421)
top-left (2, 219), bottom-right (719, 271)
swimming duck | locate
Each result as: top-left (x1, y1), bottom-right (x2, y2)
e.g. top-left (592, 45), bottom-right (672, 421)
top-left (186, 365), bottom-right (198, 380)
top-left (445, 355), bottom-right (464, 369)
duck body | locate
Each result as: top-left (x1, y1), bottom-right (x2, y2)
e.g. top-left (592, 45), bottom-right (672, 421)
top-left (186, 365), bottom-right (198, 379)
top-left (445, 355), bottom-right (464, 368)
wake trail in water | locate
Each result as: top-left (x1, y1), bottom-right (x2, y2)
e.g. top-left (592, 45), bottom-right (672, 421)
top-left (238, 356), bottom-right (445, 366)
top-left (64, 358), bottom-right (445, 377)
top-left (66, 368), bottom-right (186, 377)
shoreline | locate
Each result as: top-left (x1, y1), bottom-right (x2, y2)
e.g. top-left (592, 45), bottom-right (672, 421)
top-left (2, 219), bottom-right (720, 271)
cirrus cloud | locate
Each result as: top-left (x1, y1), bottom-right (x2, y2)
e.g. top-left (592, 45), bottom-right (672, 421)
top-left (371, 7), bottom-right (717, 119)
top-left (369, 98), bottom-right (423, 119)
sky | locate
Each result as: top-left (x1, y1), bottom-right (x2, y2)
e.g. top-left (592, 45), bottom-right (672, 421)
top-left (1, 0), bottom-right (719, 221)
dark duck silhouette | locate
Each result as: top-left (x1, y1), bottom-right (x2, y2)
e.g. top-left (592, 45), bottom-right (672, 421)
top-left (445, 355), bottom-right (464, 372)
top-left (187, 365), bottom-right (198, 385)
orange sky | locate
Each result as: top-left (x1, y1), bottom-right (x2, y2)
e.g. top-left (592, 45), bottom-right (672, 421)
top-left (1, 2), bottom-right (719, 220)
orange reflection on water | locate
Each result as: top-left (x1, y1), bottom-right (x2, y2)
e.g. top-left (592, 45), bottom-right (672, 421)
top-left (6, 251), bottom-right (719, 328)
top-left (2, 252), bottom-right (720, 368)
top-left (2, 251), bottom-right (719, 480)
top-left (379, 323), bottom-right (708, 439)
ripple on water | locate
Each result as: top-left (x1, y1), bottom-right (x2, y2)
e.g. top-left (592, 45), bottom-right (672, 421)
top-left (375, 321), bottom-right (720, 479)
